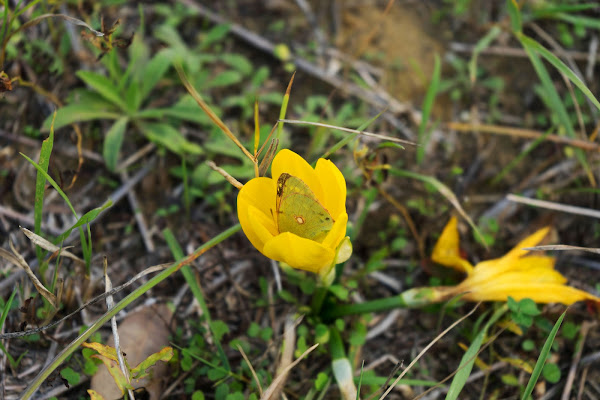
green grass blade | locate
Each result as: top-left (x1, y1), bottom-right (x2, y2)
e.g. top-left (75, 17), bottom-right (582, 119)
top-left (519, 39), bottom-right (593, 182)
top-left (519, 34), bottom-right (600, 112)
top-left (507, 0), bottom-right (522, 33)
top-left (554, 12), bottom-right (600, 31)
top-left (21, 152), bottom-right (96, 270)
top-left (162, 228), bottom-right (231, 371)
top-left (418, 54), bottom-right (441, 164)
top-left (389, 169), bottom-right (486, 248)
top-left (0, 289), bottom-right (19, 368)
top-left (0, 289), bottom-right (17, 332)
top-left (53, 201), bottom-right (113, 244)
top-left (34, 113), bottom-right (55, 262)
top-left (277, 73), bottom-right (295, 140)
top-left (521, 310), bottom-right (566, 400)
top-left (445, 306), bottom-right (507, 400)
top-left (469, 26), bottom-right (502, 83)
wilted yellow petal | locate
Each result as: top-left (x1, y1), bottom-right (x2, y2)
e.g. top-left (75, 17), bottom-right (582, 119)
top-left (431, 216), bottom-right (474, 274)
top-left (502, 226), bottom-right (550, 261)
top-left (463, 282), bottom-right (599, 305)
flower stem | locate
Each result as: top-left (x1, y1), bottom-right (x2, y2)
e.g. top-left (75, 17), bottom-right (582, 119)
top-left (322, 287), bottom-right (442, 320)
top-left (310, 283), bottom-right (328, 315)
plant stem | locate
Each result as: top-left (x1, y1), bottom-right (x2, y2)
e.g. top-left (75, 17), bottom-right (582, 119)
top-left (322, 287), bottom-right (441, 320)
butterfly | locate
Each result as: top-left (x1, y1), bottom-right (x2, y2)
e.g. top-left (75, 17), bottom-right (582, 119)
top-left (275, 173), bottom-right (334, 242)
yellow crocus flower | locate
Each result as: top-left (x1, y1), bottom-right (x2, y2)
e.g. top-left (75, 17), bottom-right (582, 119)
top-left (432, 217), bottom-right (599, 305)
top-left (237, 149), bottom-right (351, 275)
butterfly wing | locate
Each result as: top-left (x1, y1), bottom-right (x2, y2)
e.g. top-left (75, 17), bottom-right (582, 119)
top-left (276, 173), bottom-right (334, 242)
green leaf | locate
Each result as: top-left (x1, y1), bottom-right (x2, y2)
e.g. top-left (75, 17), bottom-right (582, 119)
top-left (60, 367), bottom-right (80, 386)
top-left (103, 117), bottom-right (129, 171)
top-left (203, 70), bottom-right (242, 89)
top-left (131, 346), bottom-right (173, 379)
top-left (220, 53), bottom-right (253, 76)
top-left (200, 24), bottom-right (231, 49)
top-left (43, 104), bottom-right (120, 131)
top-left (247, 322), bottom-right (260, 338)
top-left (519, 299), bottom-right (541, 316)
top-left (542, 362), bottom-right (561, 383)
top-left (76, 70), bottom-right (127, 109)
top-left (210, 320), bottom-right (230, 342)
top-left (521, 311), bottom-right (566, 400)
top-left (139, 49), bottom-right (173, 101)
top-left (139, 122), bottom-right (203, 155)
top-left (192, 391), bottom-right (205, 400)
top-left (53, 200), bottom-right (112, 244)
top-left (315, 372), bottom-right (329, 390)
top-left (329, 285), bottom-right (349, 301)
top-left (124, 80), bottom-right (142, 112)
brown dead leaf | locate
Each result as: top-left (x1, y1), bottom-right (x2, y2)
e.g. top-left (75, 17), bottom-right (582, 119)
top-left (90, 304), bottom-right (173, 399)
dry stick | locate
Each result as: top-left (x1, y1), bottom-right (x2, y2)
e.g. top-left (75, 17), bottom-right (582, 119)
top-left (585, 35), bottom-right (598, 82)
top-left (103, 257), bottom-right (135, 400)
top-left (120, 169), bottom-right (155, 252)
top-left (446, 122), bottom-right (600, 152)
top-left (561, 321), bottom-right (594, 400)
top-left (576, 365), bottom-right (589, 400)
top-left (377, 187), bottom-right (425, 260)
top-left (265, 315), bottom-right (297, 400)
top-left (237, 344), bottom-right (263, 397)
top-left (0, 128), bottom-right (104, 163)
top-left (180, 1), bottom-right (416, 139)
top-left (377, 303), bottom-right (480, 399)
top-left (279, 119), bottom-right (418, 146)
top-left (207, 161), bottom-right (243, 190)
top-left (506, 194), bottom-right (600, 219)
top-left (260, 343), bottom-right (319, 400)
top-left (523, 245), bottom-right (600, 255)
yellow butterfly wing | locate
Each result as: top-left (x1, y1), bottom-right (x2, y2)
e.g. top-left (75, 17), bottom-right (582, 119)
top-left (276, 173), bottom-right (334, 242)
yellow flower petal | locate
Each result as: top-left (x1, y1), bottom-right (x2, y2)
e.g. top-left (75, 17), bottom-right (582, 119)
top-left (503, 226), bottom-right (550, 260)
top-left (322, 212), bottom-right (348, 249)
top-left (247, 205), bottom-right (278, 249)
top-left (271, 149), bottom-right (324, 201)
top-left (315, 158), bottom-right (346, 219)
top-left (463, 282), bottom-right (599, 305)
top-left (263, 232), bottom-right (334, 273)
top-left (431, 216), bottom-right (474, 274)
top-left (237, 177), bottom-right (277, 253)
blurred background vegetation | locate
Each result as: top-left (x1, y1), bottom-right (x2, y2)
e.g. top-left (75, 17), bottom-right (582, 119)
top-left (1, 0), bottom-right (600, 399)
